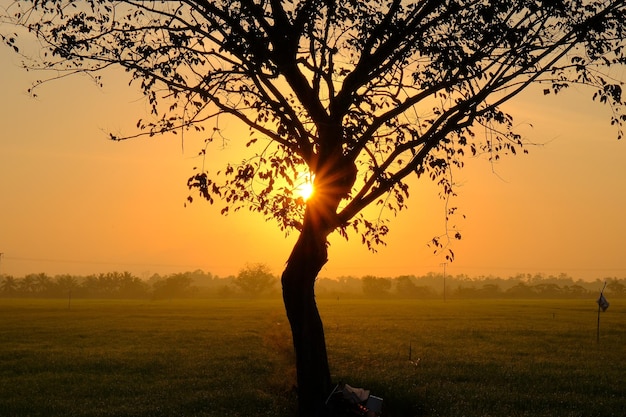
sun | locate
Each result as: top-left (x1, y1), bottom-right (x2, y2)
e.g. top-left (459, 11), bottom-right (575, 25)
top-left (294, 172), bottom-right (315, 202)
top-left (297, 181), bottom-right (315, 201)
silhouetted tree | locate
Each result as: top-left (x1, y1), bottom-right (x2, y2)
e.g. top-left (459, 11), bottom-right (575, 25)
top-left (152, 273), bottom-right (194, 299)
top-left (479, 283), bottom-right (502, 298)
top-left (117, 271), bottom-right (149, 298)
top-left (362, 275), bottom-right (392, 298)
top-left (563, 284), bottom-right (590, 298)
top-left (55, 275), bottom-right (79, 297)
top-left (4, 1), bottom-right (626, 414)
top-left (606, 279), bottom-right (626, 296)
top-left (233, 263), bottom-right (277, 297)
top-left (32, 273), bottom-right (52, 295)
top-left (533, 282), bottom-right (563, 297)
top-left (0, 276), bottom-right (18, 295)
top-left (395, 275), bottom-right (425, 298)
top-left (18, 274), bottom-right (37, 294)
top-left (506, 282), bottom-right (537, 298)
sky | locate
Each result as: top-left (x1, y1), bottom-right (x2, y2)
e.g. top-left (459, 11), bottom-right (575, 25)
top-left (1, 23), bottom-right (626, 282)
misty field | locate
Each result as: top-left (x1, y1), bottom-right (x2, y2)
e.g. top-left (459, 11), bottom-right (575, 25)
top-left (0, 298), bottom-right (624, 417)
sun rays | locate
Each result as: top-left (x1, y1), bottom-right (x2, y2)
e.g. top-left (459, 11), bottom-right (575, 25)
top-left (296, 177), bottom-right (315, 201)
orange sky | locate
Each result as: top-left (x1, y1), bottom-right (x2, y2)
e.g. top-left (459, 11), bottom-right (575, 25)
top-left (1, 38), bottom-right (626, 281)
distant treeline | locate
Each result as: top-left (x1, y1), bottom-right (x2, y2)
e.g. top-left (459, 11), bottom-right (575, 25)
top-left (1, 266), bottom-right (624, 300)
top-left (327, 273), bottom-right (625, 300)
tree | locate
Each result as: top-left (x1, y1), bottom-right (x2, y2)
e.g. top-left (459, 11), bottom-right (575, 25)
top-left (233, 263), bottom-right (277, 297)
top-left (606, 279), bottom-right (626, 296)
top-left (0, 276), bottom-right (18, 295)
top-left (117, 271), bottom-right (150, 298)
top-left (18, 273), bottom-right (37, 294)
top-left (3, 1), bottom-right (625, 415)
top-left (362, 275), bottom-right (392, 298)
top-left (506, 282), bottom-right (537, 298)
top-left (395, 275), bottom-right (435, 298)
top-left (55, 274), bottom-right (80, 297)
top-left (32, 272), bottom-right (53, 295)
top-left (152, 273), bottom-right (194, 299)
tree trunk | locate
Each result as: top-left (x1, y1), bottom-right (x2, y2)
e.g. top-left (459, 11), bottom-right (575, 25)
top-left (281, 209), bottom-right (333, 417)
top-left (282, 152), bottom-right (357, 416)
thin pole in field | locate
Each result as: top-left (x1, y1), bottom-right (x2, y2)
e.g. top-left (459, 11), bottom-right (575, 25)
top-left (597, 281), bottom-right (608, 343)
top-left (597, 298), bottom-right (601, 343)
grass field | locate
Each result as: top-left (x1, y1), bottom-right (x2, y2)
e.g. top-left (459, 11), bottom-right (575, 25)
top-left (0, 298), bottom-right (624, 416)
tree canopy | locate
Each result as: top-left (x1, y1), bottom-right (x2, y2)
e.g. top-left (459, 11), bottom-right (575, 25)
top-left (4, 0), bottom-right (624, 256)
top-left (233, 262), bottom-right (277, 296)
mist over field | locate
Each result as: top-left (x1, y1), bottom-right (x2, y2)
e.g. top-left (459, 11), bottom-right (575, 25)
top-left (1, 266), bottom-right (624, 300)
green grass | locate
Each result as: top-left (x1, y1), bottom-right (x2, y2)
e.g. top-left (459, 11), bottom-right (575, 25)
top-left (0, 298), bottom-right (624, 416)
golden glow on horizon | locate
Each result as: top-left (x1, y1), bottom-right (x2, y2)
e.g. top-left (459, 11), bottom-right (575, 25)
top-left (2, 46), bottom-right (626, 280)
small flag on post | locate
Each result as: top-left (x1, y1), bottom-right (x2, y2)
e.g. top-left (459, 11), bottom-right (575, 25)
top-left (596, 282), bottom-right (609, 343)
top-left (597, 293), bottom-right (610, 312)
